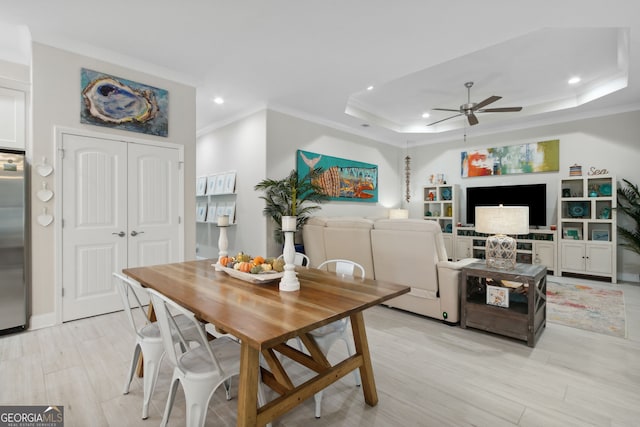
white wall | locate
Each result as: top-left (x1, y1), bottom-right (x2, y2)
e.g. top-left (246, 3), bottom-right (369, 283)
top-left (409, 110), bottom-right (640, 281)
top-left (196, 109), bottom-right (403, 259)
top-left (265, 110), bottom-right (402, 256)
top-left (30, 43), bottom-right (196, 322)
top-left (196, 110), bottom-right (268, 258)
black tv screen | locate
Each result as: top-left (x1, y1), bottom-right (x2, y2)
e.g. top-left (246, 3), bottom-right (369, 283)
top-left (466, 184), bottom-right (547, 227)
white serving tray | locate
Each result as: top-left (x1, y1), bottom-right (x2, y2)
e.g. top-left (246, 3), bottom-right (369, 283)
top-left (213, 263), bottom-right (284, 284)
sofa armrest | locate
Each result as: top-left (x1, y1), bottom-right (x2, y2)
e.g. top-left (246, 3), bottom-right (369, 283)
top-left (436, 258), bottom-right (479, 323)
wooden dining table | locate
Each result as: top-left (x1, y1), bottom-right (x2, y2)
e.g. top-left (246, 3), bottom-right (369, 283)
top-left (123, 259), bottom-right (409, 427)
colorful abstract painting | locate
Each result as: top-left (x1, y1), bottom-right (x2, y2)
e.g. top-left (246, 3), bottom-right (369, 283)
top-left (81, 68), bottom-right (169, 137)
top-left (461, 139), bottom-right (559, 177)
top-left (296, 150), bottom-right (378, 202)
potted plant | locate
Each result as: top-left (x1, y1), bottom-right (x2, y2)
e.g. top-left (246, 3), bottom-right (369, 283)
top-left (254, 167), bottom-right (329, 245)
top-left (617, 178), bottom-right (640, 256)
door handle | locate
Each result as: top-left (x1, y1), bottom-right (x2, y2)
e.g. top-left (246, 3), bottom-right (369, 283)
top-left (112, 231), bottom-right (125, 237)
top-left (131, 230), bottom-right (145, 237)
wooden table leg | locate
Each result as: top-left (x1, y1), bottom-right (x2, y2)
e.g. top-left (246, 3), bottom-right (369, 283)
top-left (237, 342), bottom-right (259, 427)
top-left (350, 311), bottom-right (378, 406)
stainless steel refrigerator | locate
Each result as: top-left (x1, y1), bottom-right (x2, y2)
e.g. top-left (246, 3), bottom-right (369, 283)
top-left (0, 149), bottom-right (27, 333)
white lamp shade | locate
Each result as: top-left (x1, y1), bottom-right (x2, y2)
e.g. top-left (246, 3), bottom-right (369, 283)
top-left (475, 205), bottom-right (529, 235)
top-left (389, 209), bottom-right (409, 219)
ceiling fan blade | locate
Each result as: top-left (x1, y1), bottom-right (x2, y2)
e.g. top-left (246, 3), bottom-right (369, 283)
top-left (467, 113), bottom-right (479, 126)
top-left (472, 95), bottom-right (501, 110)
top-left (426, 113), bottom-right (463, 126)
top-left (433, 108), bottom-right (461, 112)
top-left (479, 106), bottom-right (523, 112)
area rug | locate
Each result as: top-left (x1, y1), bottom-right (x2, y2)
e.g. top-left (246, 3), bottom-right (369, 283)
top-left (546, 282), bottom-right (626, 338)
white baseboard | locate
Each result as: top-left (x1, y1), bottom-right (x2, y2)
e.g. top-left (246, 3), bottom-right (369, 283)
top-left (619, 272), bottom-right (640, 284)
top-left (29, 312), bottom-right (58, 330)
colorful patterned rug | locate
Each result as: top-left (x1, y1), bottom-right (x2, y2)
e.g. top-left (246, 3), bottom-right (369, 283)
top-left (546, 282), bottom-right (626, 338)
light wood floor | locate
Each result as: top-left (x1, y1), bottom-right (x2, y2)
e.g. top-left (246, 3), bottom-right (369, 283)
top-left (1, 275), bottom-right (639, 427)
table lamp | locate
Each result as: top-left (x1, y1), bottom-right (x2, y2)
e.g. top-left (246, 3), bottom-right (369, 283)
top-left (475, 205), bottom-right (529, 269)
top-left (389, 209), bottom-right (409, 219)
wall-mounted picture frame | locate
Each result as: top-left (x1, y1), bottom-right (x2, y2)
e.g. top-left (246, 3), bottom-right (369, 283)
top-left (224, 171), bottom-right (236, 194)
top-left (224, 201), bottom-right (236, 224)
top-left (486, 285), bottom-right (509, 308)
top-left (206, 203), bottom-right (218, 223)
top-left (196, 176), bottom-right (207, 196)
top-left (81, 68), bottom-right (168, 137)
top-left (207, 174), bottom-right (218, 195)
top-left (592, 230), bottom-right (610, 242)
top-left (215, 174), bottom-right (225, 194)
top-left (196, 202), bottom-right (208, 222)
top-left (563, 227), bottom-right (582, 240)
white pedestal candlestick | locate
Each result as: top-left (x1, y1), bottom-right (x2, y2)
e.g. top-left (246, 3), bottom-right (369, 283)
top-left (279, 216), bottom-right (300, 292)
top-left (215, 216), bottom-right (230, 271)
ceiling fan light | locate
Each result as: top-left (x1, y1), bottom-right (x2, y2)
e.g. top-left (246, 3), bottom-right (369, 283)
top-left (422, 112), bottom-right (430, 118)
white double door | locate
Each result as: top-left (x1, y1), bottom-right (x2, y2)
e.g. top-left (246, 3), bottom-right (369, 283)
top-left (61, 133), bottom-right (182, 322)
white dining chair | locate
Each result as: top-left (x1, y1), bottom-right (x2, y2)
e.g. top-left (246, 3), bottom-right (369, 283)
top-left (277, 251), bottom-right (310, 267)
top-left (148, 289), bottom-right (272, 427)
top-left (304, 259), bottom-right (364, 418)
top-left (113, 272), bottom-right (201, 420)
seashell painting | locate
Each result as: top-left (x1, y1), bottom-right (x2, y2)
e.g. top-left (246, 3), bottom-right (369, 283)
top-left (81, 68), bottom-right (168, 137)
top-left (296, 149), bottom-right (378, 202)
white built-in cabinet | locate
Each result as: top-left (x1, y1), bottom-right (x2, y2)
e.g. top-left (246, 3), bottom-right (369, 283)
top-left (558, 175), bottom-right (617, 283)
top-left (455, 227), bottom-right (557, 273)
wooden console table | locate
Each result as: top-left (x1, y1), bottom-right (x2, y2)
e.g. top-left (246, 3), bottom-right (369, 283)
top-left (460, 262), bottom-right (547, 347)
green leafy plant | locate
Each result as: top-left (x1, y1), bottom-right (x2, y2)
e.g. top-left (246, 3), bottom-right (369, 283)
top-left (254, 168), bottom-right (329, 244)
top-left (617, 178), bottom-right (640, 256)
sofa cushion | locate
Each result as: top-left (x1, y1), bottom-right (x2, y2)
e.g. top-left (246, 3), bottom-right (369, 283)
top-left (322, 218), bottom-right (375, 278)
top-left (371, 221), bottom-right (443, 296)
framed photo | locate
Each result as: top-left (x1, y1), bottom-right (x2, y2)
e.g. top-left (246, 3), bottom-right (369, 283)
top-left (486, 285), bottom-right (509, 308)
top-left (196, 202), bottom-right (208, 222)
top-left (224, 201), bottom-right (236, 224)
top-left (215, 174), bottom-right (225, 194)
top-left (196, 176), bottom-right (207, 196)
top-left (207, 174), bottom-right (218, 195)
top-left (592, 230), bottom-right (610, 242)
top-left (224, 171), bottom-right (236, 194)
top-left (563, 227), bottom-right (582, 240)
top-left (206, 203), bottom-right (218, 223)
top-left (216, 203), bottom-right (226, 218)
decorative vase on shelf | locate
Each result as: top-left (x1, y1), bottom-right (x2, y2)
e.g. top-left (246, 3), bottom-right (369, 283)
top-left (279, 215), bottom-right (300, 291)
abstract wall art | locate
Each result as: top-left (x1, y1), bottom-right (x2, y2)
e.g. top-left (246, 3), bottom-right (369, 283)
top-left (81, 68), bottom-right (169, 137)
top-left (461, 139), bottom-right (559, 177)
top-left (297, 149), bottom-right (378, 202)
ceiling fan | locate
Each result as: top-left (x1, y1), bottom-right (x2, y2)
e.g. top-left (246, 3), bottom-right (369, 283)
top-left (427, 81), bottom-right (522, 127)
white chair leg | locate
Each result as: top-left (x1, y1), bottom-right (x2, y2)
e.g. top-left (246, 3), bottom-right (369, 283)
top-left (140, 343), bottom-right (164, 419)
top-left (123, 344), bottom-right (142, 395)
top-left (160, 376), bottom-right (181, 427)
top-left (344, 338), bottom-right (361, 386)
top-left (182, 380), bottom-right (215, 427)
top-left (314, 390), bottom-right (323, 418)
top-left (223, 379), bottom-right (232, 400)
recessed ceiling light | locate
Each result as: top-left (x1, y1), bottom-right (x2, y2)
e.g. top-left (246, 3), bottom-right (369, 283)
top-left (213, 97), bottom-right (225, 104)
top-left (422, 112), bottom-right (430, 118)
top-left (568, 77), bottom-right (581, 85)
top-left (366, 86), bottom-right (374, 91)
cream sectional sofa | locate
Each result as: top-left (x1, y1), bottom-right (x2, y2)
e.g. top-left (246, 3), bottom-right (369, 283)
top-left (302, 216), bottom-right (477, 324)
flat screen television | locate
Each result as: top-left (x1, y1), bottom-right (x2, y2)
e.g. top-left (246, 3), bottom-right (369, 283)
top-left (466, 183), bottom-right (546, 227)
